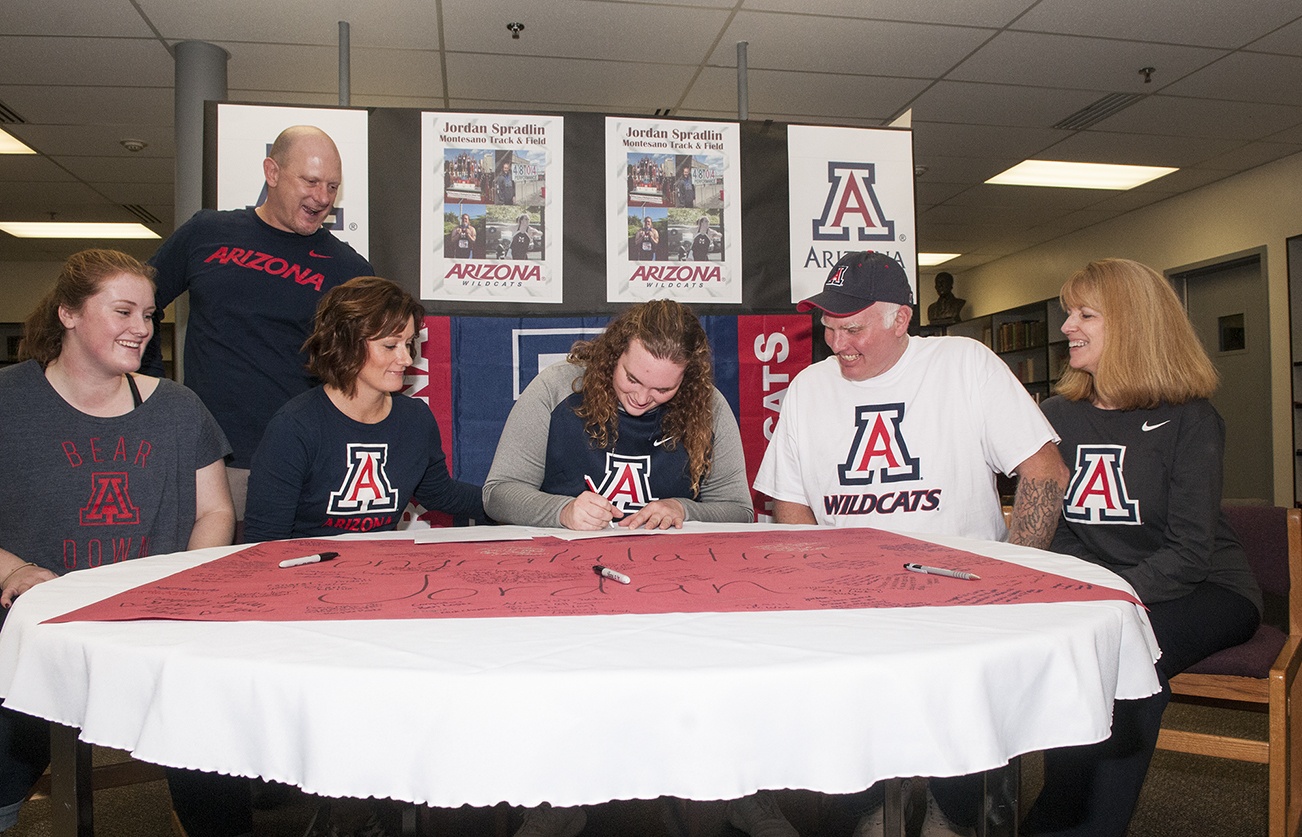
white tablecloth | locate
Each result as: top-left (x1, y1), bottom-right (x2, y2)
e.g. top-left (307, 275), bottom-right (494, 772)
top-left (0, 526), bottom-right (1159, 808)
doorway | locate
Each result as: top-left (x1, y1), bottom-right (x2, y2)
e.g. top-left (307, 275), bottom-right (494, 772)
top-left (1171, 253), bottom-right (1272, 502)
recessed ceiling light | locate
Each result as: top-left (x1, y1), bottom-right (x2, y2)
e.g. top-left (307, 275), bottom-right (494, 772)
top-left (0, 222), bottom-right (160, 239)
top-left (0, 128), bottom-right (35, 154)
top-left (986, 160), bottom-right (1177, 190)
top-left (918, 253), bottom-right (960, 267)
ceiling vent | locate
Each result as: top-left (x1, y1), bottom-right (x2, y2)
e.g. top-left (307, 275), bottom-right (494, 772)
top-left (122, 204), bottom-right (162, 225)
top-left (1052, 92), bottom-right (1145, 131)
top-left (0, 100), bottom-right (26, 124)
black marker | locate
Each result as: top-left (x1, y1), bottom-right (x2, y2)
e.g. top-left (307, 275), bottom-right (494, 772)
top-left (279, 551), bottom-right (340, 569)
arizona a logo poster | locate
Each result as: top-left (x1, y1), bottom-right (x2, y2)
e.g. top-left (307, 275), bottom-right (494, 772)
top-left (787, 125), bottom-right (916, 304)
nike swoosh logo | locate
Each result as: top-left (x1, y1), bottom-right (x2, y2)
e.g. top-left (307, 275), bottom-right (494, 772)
top-left (1142, 420), bottom-right (1171, 432)
top-left (652, 437), bottom-right (670, 447)
top-left (308, 250), bottom-right (333, 259)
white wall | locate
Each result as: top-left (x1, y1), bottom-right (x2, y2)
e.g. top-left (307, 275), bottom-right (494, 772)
top-left (0, 262), bottom-right (64, 322)
top-left (957, 150), bottom-right (1302, 505)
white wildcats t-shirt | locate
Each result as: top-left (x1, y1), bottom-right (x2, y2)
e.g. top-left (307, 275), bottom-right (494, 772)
top-left (754, 336), bottom-right (1057, 540)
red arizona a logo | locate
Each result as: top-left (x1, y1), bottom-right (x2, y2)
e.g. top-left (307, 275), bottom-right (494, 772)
top-left (812, 162), bottom-right (895, 243)
top-left (839, 403), bottom-right (919, 485)
top-left (79, 472), bottom-right (141, 526)
top-left (328, 444), bottom-right (399, 514)
top-left (1063, 445), bottom-right (1140, 524)
top-left (593, 454), bottom-right (656, 512)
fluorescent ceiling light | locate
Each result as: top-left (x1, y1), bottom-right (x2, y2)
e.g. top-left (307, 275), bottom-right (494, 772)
top-left (918, 253), bottom-right (960, 267)
top-left (0, 222), bottom-right (160, 239)
top-left (0, 128), bottom-right (35, 154)
top-left (986, 160), bottom-right (1177, 190)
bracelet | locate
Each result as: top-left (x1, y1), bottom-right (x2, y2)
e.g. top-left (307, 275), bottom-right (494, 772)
top-left (0, 562), bottom-right (37, 589)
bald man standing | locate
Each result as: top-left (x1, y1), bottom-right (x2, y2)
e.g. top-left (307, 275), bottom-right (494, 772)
top-left (144, 126), bottom-right (373, 518)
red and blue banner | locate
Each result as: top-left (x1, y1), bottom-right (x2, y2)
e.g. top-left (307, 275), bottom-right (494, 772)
top-left (408, 315), bottom-right (811, 523)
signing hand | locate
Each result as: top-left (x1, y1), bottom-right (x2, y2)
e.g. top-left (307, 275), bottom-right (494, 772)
top-left (619, 499), bottom-right (685, 530)
top-left (560, 491), bottom-right (625, 531)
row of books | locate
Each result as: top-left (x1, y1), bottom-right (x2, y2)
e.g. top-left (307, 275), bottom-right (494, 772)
top-left (996, 319), bottom-right (1047, 353)
top-left (1009, 344), bottom-right (1073, 386)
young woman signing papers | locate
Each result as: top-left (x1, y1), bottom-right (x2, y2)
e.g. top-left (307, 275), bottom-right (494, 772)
top-left (483, 299), bottom-right (752, 532)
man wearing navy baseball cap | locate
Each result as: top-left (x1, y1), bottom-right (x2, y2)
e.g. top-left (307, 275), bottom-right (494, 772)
top-left (741, 251), bottom-right (1069, 837)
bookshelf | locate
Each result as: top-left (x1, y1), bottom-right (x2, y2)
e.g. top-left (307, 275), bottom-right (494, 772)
top-left (946, 298), bottom-right (1068, 402)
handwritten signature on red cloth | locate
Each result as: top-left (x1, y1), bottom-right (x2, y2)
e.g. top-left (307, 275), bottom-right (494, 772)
top-left (47, 528), bottom-right (1139, 624)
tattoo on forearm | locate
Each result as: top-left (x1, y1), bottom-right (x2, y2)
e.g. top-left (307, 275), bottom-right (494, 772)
top-left (1009, 476), bottom-right (1064, 550)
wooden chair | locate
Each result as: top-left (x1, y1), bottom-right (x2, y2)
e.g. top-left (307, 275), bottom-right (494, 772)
top-left (1156, 505), bottom-right (1302, 837)
top-left (26, 744), bottom-right (187, 836)
top-left (26, 751), bottom-right (166, 800)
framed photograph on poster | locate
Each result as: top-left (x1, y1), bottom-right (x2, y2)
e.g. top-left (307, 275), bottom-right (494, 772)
top-left (420, 112), bottom-right (565, 303)
top-left (604, 117), bottom-right (742, 304)
top-left (787, 125), bottom-right (917, 305)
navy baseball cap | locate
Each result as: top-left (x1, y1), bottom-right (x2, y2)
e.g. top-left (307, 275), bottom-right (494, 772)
top-left (798, 251), bottom-right (914, 315)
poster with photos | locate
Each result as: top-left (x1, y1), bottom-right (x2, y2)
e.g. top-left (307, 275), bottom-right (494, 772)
top-left (604, 117), bottom-right (742, 304)
top-left (420, 112), bottom-right (564, 303)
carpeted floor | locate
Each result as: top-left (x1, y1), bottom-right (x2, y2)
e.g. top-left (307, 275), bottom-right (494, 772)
top-left (4, 702), bottom-right (1270, 837)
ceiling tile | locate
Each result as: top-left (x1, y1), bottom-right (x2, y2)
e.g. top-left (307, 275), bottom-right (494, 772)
top-left (0, 155), bottom-right (80, 181)
top-left (1119, 166), bottom-right (1231, 193)
top-left (0, 85), bottom-right (173, 126)
top-left (922, 202), bottom-right (1052, 228)
top-left (942, 182), bottom-right (1112, 211)
top-left (94, 181), bottom-right (176, 206)
top-left (222, 43), bottom-right (346, 94)
top-left (1074, 188), bottom-right (1170, 214)
top-left (0, 37), bottom-right (172, 88)
top-left (1192, 141), bottom-right (1302, 171)
top-left (55, 155), bottom-right (174, 185)
top-left (140, 0), bottom-right (441, 50)
top-left (4, 124), bottom-right (175, 159)
top-left (227, 90), bottom-right (343, 107)
top-left (1264, 123), bottom-right (1302, 143)
top-left (1162, 52), bottom-right (1302, 107)
top-left (1026, 207), bottom-right (1124, 237)
top-left (1091, 94), bottom-right (1302, 141)
top-left (911, 121), bottom-right (1069, 159)
top-left (4, 0), bottom-right (158, 36)
top-left (740, 0), bottom-right (1037, 27)
top-left (911, 154), bottom-right (1021, 184)
top-left (349, 48), bottom-right (443, 99)
top-left (445, 54), bottom-right (697, 111)
top-left (948, 31), bottom-right (1227, 92)
top-left (0, 181), bottom-right (109, 214)
top-left (908, 81), bottom-right (1103, 128)
top-left (1246, 17), bottom-right (1302, 56)
top-left (1012, 0), bottom-right (1302, 48)
top-left (1033, 129), bottom-right (1242, 167)
top-left (443, 1), bottom-right (730, 64)
top-left (914, 182), bottom-right (971, 205)
top-left (685, 67), bottom-right (927, 120)
top-left (712, 12), bottom-right (995, 76)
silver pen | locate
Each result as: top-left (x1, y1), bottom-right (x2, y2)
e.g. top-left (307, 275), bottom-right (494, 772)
top-left (903, 562), bottom-right (980, 581)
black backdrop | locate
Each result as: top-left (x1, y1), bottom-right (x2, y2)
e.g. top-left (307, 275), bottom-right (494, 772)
top-left (367, 108), bottom-right (796, 317)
